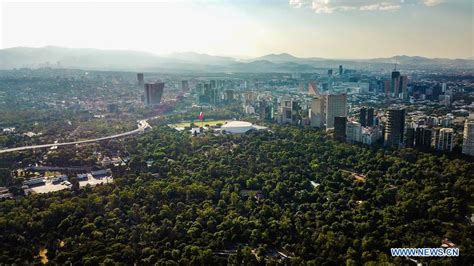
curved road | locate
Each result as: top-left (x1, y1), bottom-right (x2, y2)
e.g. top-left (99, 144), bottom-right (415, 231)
top-left (0, 119), bottom-right (151, 154)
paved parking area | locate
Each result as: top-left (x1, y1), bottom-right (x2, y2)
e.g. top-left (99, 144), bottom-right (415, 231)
top-left (30, 175), bottom-right (113, 194)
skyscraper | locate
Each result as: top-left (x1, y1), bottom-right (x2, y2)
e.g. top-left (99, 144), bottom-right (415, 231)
top-left (181, 80), bottom-right (189, 92)
top-left (405, 127), bottom-right (415, 148)
top-left (359, 107), bottom-right (367, 127)
top-left (391, 71), bottom-right (400, 97)
top-left (339, 65), bottom-right (343, 75)
top-left (327, 69), bottom-right (333, 76)
top-left (346, 121), bottom-right (362, 143)
top-left (384, 80), bottom-right (391, 97)
top-left (310, 97), bottom-right (325, 128)
top-left (310, 94), bottom-right (347, 129)
top-left (400, 75), bottom-right (408, 100)
top-left (334, 116), bottom-right (346, 141)
top-left (367, 108), bottom-right (374, 126)
top-left (415, 126), bottom-right (433, 150)
top-left (462, 118), bottom-right (474, 156)
top-left (144, 82), bottom-right (164, 106)
top-left (384, 109), bottom-right (405, 147)
top-left (137, 73), bottom-right (144, 87)
top-left (325, 94), bottom-right (347, 129)
top-left (279, 98), bottom-right (300, 125)
top-left (435, 128), bottom-right (454, 152)
top-left (259, 100), bottom-right (274, 121)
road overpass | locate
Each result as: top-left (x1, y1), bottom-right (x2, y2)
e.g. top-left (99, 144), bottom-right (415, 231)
top-left (0, 119), bottom-right (151, 154)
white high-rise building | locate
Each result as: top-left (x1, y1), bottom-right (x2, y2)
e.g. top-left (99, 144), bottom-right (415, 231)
top-left (346, 121), bottom-right (362, 143)
top-left (435, 128), bottom-right (454, 152)
top-left (462, 117), bottom-right (474, 156)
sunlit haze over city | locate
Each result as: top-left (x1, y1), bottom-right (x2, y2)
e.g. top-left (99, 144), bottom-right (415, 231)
top-left (1, 0), bottom-right (473, 58)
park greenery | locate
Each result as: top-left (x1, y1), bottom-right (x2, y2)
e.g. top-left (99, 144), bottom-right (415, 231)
top-left (0, 122), bottom-right (473, 264)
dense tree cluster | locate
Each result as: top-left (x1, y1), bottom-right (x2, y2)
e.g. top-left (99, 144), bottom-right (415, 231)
top-left (1, 125), bottom-right (473, 264)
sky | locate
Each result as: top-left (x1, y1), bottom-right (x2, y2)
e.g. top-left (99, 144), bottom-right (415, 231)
top-left (0, 0), bottom-right (472, 59)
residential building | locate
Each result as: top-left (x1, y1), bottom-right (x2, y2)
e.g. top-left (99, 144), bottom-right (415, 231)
top-left (414, 126), bottom-right (433, 150)
top-left (435, 128), bottom-right (454, 152)
top-left (462, 118), bottom-right (474, 156)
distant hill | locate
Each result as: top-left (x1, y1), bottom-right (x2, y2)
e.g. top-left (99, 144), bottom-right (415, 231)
top-left (0, 46), bottom-right (472, 72)
top-left (163, 52), bottom-right (236, 65)
top-left (252, 53), bottom-right (474, 70)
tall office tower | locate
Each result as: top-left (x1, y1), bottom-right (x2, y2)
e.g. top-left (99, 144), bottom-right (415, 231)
top-left (325, 94), bottom-right (347, 129)
top-left (405, 127), bottom-right (415, 148)
top-left (415, 126), bottom-right (433, 150)
top-left (391, 71), bottom-right (401, 97)
top-left (137, 73), bottom-right (144, 87)
top-left (181, 80), bottom-right (189, 92)
top-left (346, 121), bottom-right (362, 143)
top-left (400, 75), bottom-right (408, 99)
top-left (339, 65), bottom-right (343, 75)
top-left (280, 99), bottom-right (292, 124)
top-left (310, 97), bottom-right (325, 128)
top-left (210, 80), bottom-right (217, 89)
top-left (384, 109), bottom-right (405, 147)
top-left (327, 69), bottom-right (333, 76)
top-left (359, 107), bottom-right (367, 127)
top-left (367, 108), bottom-right (375, 126)
top-left (334, 116), bottom-right (347, 141)
top-left (144, 82), bottom-right (164, 106)
top-left (259, 100), bottom-right (274, 121)
top-left (259, 101), bottom-right (267, 121)
top-left (462, 118), bottom-right (474, 156)
top-left (435, 128), bottom-right (454, 152)
top-left (384, 80), bottom-right (391, 97)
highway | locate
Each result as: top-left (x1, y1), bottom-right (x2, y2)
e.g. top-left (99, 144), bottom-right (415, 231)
top-left (0, 119), bottom-right (151, 154)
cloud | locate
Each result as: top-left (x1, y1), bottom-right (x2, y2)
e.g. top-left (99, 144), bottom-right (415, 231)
top-left (289, 0), bottom-right (444, 14)
top-left (360, 3), bottom-right (401, 11)
top-left (289, 0), bottom-right (305, 8)
top-left (422, 0), bottom-right (443, 6)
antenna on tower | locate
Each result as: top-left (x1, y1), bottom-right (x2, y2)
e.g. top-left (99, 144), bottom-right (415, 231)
top-left (394, 64), bottom-right (397, 71)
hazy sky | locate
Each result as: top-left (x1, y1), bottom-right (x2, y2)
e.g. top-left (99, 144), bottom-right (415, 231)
top-left (0, 0), bottom-right (472, 59)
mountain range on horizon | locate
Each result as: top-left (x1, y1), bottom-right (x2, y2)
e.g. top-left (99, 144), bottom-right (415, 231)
top-left (1, 46), bottom-right (472, 73)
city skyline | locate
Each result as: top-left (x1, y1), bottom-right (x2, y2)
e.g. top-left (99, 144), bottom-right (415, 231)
top-left (1, 0), bottom-right (472, 59)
